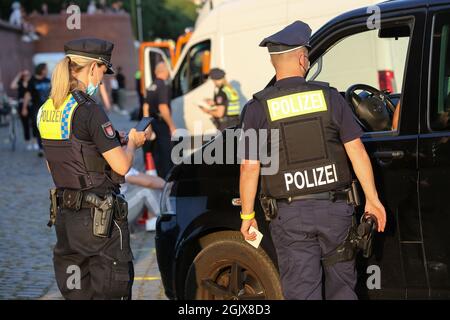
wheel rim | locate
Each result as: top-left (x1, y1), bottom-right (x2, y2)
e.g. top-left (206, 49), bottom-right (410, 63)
top-left (200, 261), bottom-right (266, 300)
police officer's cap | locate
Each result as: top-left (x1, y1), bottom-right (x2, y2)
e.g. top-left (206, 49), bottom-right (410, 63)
top-left (259, 20), bottom-right (312, 55)
top-left (64, 38), bottom-right (115, 74)
top-left (209, 68), bottom-right (226, 80)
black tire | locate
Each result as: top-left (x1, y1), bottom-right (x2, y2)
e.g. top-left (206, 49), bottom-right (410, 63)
top-left (185, 231), bottom-right (283, 300)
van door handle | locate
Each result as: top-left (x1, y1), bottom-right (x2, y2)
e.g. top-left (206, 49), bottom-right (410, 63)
top-left (372, 150), bottom-right (404, 159)
top-left (372, 150), bottom-right (404, 167)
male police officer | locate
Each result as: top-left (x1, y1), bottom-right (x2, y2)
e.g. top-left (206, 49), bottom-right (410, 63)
top-left (199, 68), bottom-right (241, 131)
top-left (239, 21), bottom-right (386, 300)
top-left (143, 62), bottom-right (175, 178)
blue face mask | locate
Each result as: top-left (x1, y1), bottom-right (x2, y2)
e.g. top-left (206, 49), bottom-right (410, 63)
top-left (86, 82), bottom-right (99, 96)
top-left (86, 64), bottom-right (100, 96)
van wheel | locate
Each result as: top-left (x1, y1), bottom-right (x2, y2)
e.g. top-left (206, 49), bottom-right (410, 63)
top-left (185, 232), bottom-right (283, 300)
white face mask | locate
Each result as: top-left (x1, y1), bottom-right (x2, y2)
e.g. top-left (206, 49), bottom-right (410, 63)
top-left (300, 56), bottom-right (310, 74)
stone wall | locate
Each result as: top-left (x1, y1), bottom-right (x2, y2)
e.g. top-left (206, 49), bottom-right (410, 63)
top-left (0, 20), bottom-right (34, 97)
top-left (28, 12), bottom-right (137, 91)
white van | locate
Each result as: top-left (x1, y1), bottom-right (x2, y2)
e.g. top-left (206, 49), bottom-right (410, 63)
top-left (143, 0), bottom-right (381, 136)
top-left (32, 52), bottom-right (65, 76)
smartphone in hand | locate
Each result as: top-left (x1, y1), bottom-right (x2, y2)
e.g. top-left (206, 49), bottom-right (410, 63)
top-left (135, 117), bottom-right (153, 132)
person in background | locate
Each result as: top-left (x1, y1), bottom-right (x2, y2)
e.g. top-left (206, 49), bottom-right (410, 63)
top-left (111, 66), bottom-right (127, 115)
top-left (120, 167), bottom-right (165, 231)
top-left (199, 68), bottom-right (241, 131)
top-left (110, 72), bottom-right (119, 109)
top-left (22, 63), bottom-right (50, 156)
top-left (41, 3), bottom-right (49, 15)
top-left (143, 62), bottom-right (176, 178)
top-left (9, 2), bottom-right (22, 27)
top-left (10, 70), bottom-right (33, 150)
top-left (87, 0), bottom-right (97, 15)
top-left (99, 83), bottom-right (112, 111)
top-left (135, 70), bottom-right (144, 119)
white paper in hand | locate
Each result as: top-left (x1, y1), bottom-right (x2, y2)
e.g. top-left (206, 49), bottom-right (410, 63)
top-left (197, 100), bottom-right (210, 109)
top-left (245, 226), bottom-right (263, 249)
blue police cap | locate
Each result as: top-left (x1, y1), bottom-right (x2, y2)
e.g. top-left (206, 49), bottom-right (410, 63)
top-left (259, 20), bottom-right (312, 54)
top-left (209, 68), bottom-right (226, 80)
top-left (64, 38), bottom-right (115, 74)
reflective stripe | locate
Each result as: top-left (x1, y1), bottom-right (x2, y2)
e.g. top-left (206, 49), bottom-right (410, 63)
top-left (222, 85), bottom-right (240, 116)
top-left (60, 96), bottom-right (78, 139)
top-left (267, 90), bottom-right (327, 121)
top-left (38, 94), bottom-right (79, 140)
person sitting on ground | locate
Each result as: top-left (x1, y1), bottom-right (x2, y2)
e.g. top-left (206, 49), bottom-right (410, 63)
top-left (120, 167), bottom-right (165, 231)
top-left (117, 131), bottom-right (166, 231)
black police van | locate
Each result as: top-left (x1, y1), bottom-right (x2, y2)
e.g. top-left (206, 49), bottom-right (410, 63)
top-left (156, 0), bottom-right (450, 299)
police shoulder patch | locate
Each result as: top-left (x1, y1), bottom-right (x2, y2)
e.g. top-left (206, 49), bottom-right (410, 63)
top-left (101, 121), bottom-right (116, 139)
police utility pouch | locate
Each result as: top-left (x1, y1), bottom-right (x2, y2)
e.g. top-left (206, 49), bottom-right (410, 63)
top-left (260, 195), bottom-right (278, 221)
top-left (85, 193), bottom-right (114, 238)
top-left (348, 180), bottom-right (361, 207)
top-left (113, 194), bottom-right (128, 222)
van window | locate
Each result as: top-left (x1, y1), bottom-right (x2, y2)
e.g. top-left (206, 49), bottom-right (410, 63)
top-left (429, 13), bottom-right (450, 131)
top-left (173, 40), bottom-right (211, 98)
top-left (307, 25), bottom-right (411, 132)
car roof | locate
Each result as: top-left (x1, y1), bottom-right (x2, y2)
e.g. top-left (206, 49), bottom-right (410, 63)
top-left (315, 0), bottom-right (450, 37)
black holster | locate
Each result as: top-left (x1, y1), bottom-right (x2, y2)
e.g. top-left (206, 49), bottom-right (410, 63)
top-left (83, 192), bottom-right (129, 238)
top-left (322, 214), bottom-right (377, 267)
top-left (47, 188), bottom-right (58, 228)
top-left (85, 193), bottom-right (115, 238)
top-left (260, 195), bottom-right (278, 221)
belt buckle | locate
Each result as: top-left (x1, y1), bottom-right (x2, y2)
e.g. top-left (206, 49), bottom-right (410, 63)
top-left (329, 191), bottom-right (336, 202)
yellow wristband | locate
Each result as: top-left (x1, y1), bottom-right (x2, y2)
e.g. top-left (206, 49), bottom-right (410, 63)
top-left (240, 211), bottom-right (255, 220)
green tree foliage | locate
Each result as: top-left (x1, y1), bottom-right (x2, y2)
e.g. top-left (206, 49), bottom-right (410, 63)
top-left (0, 0), bottom-right (198, 40)
top-left (129, 0), bottom-right (197, 40)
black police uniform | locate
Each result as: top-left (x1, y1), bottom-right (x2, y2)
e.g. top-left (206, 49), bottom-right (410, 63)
top-left (38, 39), bottom-right (134, 300)
top-left (145, 78), bottom-right (173, 178)
top-left (240, 21), bottom-right (364, 300)
top-left (27, 74), bottom-right (51, 150)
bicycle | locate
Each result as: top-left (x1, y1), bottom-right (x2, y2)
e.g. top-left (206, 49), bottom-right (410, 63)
top-left (0, 98), bottom-right (18, 152)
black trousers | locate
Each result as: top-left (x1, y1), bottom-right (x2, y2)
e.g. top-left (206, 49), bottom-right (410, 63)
top-left (30, 105), bottom-right (42, 148)
top-left (270, 199), bottom-right (357, 300)
top-left (150, 119), bottom-right (173, 179)
top-left (18, 110), bottom-right (31, 141)
top-left (53, 208), bottom-right (134, 300)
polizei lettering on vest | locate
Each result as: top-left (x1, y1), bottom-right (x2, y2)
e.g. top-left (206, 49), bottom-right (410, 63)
top-left (40, 109), bottom-right (63, 123)
top-left (284, 164), bottom-right (338, 191)
top-left (267, 90), bottom-right (327, 121)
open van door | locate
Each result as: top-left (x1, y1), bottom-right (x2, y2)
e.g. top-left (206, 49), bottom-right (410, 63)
top-left (139, 44), bottom-right (173, 96)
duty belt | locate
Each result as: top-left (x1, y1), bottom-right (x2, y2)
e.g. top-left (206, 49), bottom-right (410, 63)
top-left (56, 189), bottom-right (96, 210)
top-left (283, 189), bottom-right (351, 204)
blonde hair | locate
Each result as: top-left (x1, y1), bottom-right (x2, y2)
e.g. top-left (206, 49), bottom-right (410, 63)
top-left (50, 55), bottom-right (101, 108)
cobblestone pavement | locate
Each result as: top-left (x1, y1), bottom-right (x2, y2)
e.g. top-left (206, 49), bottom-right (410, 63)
top-left (0, 100), bottom-right (166, 300)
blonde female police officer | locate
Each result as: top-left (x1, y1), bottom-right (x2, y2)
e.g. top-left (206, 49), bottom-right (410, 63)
top-left (37, 38), bottom-right (148, 299)
top-left (239, 21), bottom-right (386, 300)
